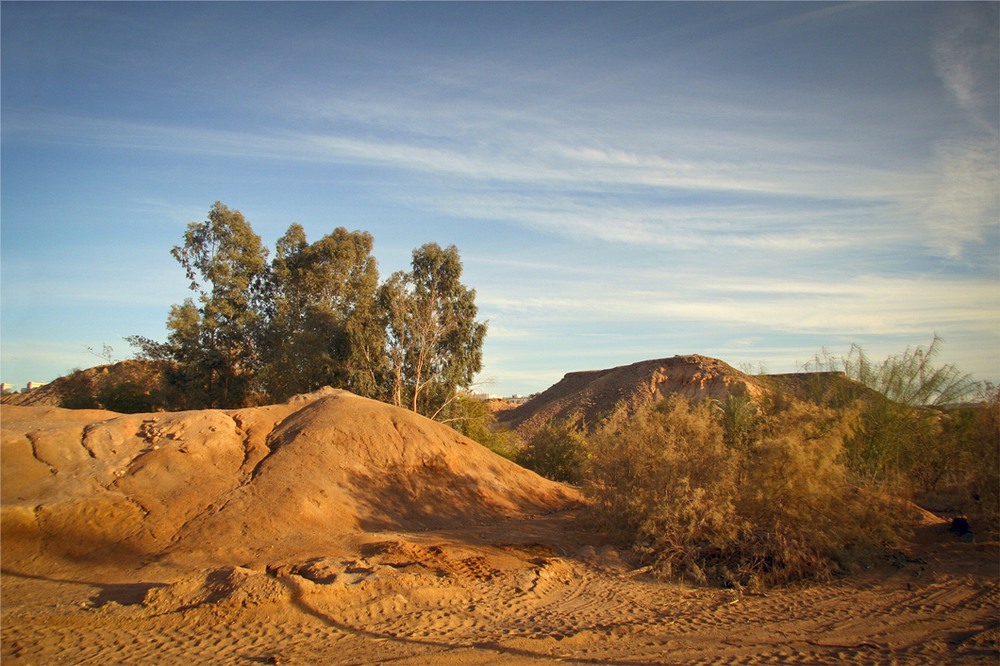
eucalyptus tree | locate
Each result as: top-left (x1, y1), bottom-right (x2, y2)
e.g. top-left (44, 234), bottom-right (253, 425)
top-left (168, 202), bottom-right (269, 407)
top-left (379, 243), bottom-right (487, 419)
top-left (260, 224), bottom-right (384, 400)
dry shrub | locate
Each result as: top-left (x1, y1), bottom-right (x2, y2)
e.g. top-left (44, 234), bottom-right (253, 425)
top-left (736, 400), bottom-right (901, 584)
top-left (586, 396), bottom-right (904, 587)
top-left (914, 386), bottom-right (1000, 539)
top-left (968, 387), bottom-right (1000, 539)
top-left (516, 421), bottom-right (588, 483)
top-left (586, 396), bottom-right (742, 582)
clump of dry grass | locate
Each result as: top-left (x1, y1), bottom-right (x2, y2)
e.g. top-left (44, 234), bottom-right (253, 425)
top-left (585, 395), bottom-right (905, 588)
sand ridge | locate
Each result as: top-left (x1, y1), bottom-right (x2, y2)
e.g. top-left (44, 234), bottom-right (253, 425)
top-left (1, 389), bottom-right (579, 572)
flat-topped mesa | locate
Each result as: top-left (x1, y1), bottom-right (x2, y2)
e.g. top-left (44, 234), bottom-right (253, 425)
top-left (498, 355), bottom-right (768, 438)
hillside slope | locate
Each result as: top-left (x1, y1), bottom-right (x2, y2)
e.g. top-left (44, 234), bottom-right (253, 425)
top-left (1, 388), bottom-right (580, 573)
top-left (499, 355), bottom-right (766, 436)
top-left (498, 355), bottom-right (869, 438)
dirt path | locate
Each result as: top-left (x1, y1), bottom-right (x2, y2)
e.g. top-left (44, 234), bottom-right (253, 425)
top-left (3, 513), bottom-right (997, 665)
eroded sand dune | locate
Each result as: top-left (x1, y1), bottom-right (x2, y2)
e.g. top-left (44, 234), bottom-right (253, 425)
top-left (1, 389), bottom-right (579, 570)
top-left (2, 390), bottom-right (997, 665)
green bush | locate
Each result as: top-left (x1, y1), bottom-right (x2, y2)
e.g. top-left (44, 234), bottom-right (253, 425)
top-left (804, 337), bottom-right (980, 485)
top-left (516, 421), bottom-right (588, 483)
top-left (585, 395), bottom-right (903, 588)
top-left (445, 394), bottom-right (522, 461)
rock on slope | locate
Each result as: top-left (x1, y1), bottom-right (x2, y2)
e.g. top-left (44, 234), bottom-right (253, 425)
top-left (1, 389), bottom-right (579, 573)
top-left (499, 355), bottom-right (767, 437)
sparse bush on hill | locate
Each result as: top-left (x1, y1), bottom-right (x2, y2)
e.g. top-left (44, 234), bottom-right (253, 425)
top-left (803, 337), bottom-right (980, 486)
top-left (585, 395), bottom-right (903, 588)
top-left (968, 386), bottom-right (1000, 538)
top-left (912, 385), bottom-right (1000, 539)
top-left (516, 421), bottom-right (588, 483)
top-left (50, 360), bottom-right (179, 413)
top-left (443, 394), bottom-right (521, 461)
top-left (796, 338), bottom-right (997, 539)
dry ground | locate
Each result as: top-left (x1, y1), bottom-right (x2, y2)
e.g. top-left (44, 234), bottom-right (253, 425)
top-left (3, 511), bottom-right (997, 666)
top-left (1, 393), bottom-right (997, 664)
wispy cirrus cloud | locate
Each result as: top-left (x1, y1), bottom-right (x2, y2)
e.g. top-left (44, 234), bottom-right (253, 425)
top-left (479, 271), bottom-right (998, 338)
top-left (923, 5), bottom-right (1000, 258)
top-left (919, 137), bottom-right (1000, 258)
top-left (4, 110), bottom-right (909, 198)
top-left (933, 4), bottom-right (1000, 125)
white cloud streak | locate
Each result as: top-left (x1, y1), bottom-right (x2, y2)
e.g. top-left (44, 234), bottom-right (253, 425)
top-left (4, 107), bottom-right (948, 258)
top-left (933, 5), bottom-right (1000, 125)
top-left (479, 273), bottom-right (999, 338)
top-left (923, 5), bottom-right (1000, 258)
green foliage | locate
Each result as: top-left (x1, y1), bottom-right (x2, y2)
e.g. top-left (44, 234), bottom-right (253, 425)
top-left (167, 202), bottom-right (270, 408)
top-left (847, 336), bottom-right (978, 407)
top-left (260, 225), bottom-right (384, 401)
top-left (127, 203), bottom-right (486, 413)
top-left (379, 243), bottom-right (488, 419)
top-left (516, 421), bottom-right (588, 483)
top-left (717, 393), bottom-right (764, 450)
top-left (804, 337), bottom-right (981, 485)
top-left (444, 394), bottom-right (521, 461)
top-left (585, 396), bottom-right (902, 587)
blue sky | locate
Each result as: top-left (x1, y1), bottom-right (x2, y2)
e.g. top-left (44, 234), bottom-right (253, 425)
top-left (2, 2), bottom-right (998, 396)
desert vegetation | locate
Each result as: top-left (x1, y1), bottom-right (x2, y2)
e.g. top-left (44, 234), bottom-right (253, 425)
top-left (127, 202), bottom-right (486, 417)
top-left (585, 395), bottom-right (901, 587)
top-left (509, 340), bottom-right (997, 588)
top-left (13, 204), bottom-right (994, 594)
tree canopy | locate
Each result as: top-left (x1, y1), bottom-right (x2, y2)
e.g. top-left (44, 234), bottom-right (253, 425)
top-left (131, 202), bottom-right (486, 415)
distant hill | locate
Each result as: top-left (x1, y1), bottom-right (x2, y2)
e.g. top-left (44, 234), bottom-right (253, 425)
top-left (497, 354), bottom-right (867, 437)
top-left (1, 359), bottom-right (176, 412)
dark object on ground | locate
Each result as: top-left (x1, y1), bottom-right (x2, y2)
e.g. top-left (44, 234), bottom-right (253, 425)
top-left (949, 516), bottom-right (971, 536)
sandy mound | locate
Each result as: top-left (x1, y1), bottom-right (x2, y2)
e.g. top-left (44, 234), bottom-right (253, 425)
top-left (1, 389), bottom-right (580, 573)
top-left (500, 354), bottom-right (766, 436)
top-left (499, 355), bottom-right (872, 438)
top-left (3, 385), bottom-right (996, 666)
